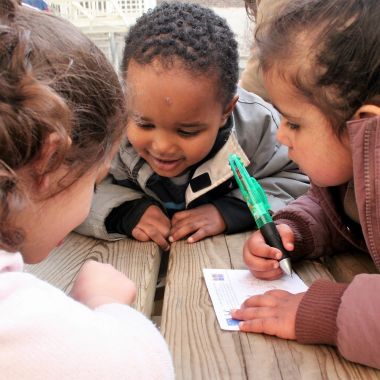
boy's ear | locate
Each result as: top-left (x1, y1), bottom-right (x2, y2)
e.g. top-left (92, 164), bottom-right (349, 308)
top-left (221, 95), bottom-right (239, 126)
top-left (35, 132), bottom-right (72, 190)
top-left (352, 104), bottom-right (380, 119)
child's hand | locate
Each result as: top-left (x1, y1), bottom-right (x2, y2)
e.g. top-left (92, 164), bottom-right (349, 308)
top-left (132, 205), bottom-right (171, 251)
top-left (70, 260), bottom-right (137, 309)
top-left (231, 290), bottom-right (305, 339)
top-left (169, 204), bottom-right (226, 243)
top-left (244, 223), bottom-right (294, 280)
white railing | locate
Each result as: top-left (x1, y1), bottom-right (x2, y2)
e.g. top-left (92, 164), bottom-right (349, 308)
top-left (50, 0), bottom-right (156, 26)
top-left (48, 0), bottom-right (156, 69)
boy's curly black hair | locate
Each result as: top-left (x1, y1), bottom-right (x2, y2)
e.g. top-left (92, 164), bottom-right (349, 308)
top-left (122, 2), bottom-right (239, 105)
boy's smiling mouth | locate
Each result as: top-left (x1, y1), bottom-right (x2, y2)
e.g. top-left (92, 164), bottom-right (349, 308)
top-left (149, 154), bottom-right (184, 172)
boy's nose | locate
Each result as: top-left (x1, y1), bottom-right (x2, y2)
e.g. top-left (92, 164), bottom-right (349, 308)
top-left (151, 137), bottom-right (176, 156)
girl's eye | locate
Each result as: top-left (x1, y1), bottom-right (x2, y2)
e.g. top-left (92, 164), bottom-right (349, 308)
top-left (178, 129), bottom-right (201, 137)
top-left (286, 121), bottom-right (300, 130)
top-left (136, 122), bottom-right (155, 130)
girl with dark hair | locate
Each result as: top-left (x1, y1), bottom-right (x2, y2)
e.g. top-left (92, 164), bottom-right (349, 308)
top-left (233, 0), bottom-right (380, 369)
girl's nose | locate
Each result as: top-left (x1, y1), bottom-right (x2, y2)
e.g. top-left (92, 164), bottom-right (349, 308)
top-left (276, 119), bottom-right (290, 147)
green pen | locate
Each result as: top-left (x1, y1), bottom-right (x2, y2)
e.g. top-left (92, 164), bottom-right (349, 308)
top-left (229, 154), bottom-right (292, 276)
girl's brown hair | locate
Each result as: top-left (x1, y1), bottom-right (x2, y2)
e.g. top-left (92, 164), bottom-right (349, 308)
top-left (0, 0), bottom-right (126, 250)
top-left (256, 0), bottom-right (380, 136)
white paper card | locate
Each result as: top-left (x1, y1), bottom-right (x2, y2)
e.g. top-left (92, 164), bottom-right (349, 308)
top-left (203, 268), bottom-right (308, 331)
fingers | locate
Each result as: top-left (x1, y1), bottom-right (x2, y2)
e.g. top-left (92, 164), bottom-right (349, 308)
top-left (132, 227), bottom-right (170, 251)
top-left (276, 224), bottom-right (295, 252)
top-left (171, 210), bottom-right (188, 224)
top-left (169, 220), bottom-right (197, 242)
top-left (245, 231), bottom-right (281, 260)
top-left (243, 225), bottom-right (295, 279)
top-left (231, 306), bottom-right (274, 321)
top-left (132, 227), bottom-right (150, 242)
top-left (231, 292), bottom-right (286, 334)
top-left (170, 222), bottom-right (215, 243)
top-left (186, 227), bottom-right (210, 243)
top-left (243, 238), bottom-right (282, 280)
top-left (170, 206), bottom-right (225, 243)
top-left (231, 291), bottom-right (301, 339)
top-left (242, 290), bottom-right (291, 308)
top-left (238, 317), bottom-right (279, 335)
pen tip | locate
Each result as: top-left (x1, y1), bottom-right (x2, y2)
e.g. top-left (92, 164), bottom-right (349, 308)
top-left (279, 258), bottom-right (293, 277)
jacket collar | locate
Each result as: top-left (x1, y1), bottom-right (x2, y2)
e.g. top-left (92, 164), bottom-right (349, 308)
top-left (185, 131), bottom-right (248, 204)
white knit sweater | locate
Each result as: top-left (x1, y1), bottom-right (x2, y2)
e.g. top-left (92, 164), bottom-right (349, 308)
top-left (0, 250), bottom-right (174, 379)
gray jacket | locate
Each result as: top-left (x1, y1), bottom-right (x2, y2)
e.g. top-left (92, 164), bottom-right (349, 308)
top-left (77, 87), bottom-right (309, 240)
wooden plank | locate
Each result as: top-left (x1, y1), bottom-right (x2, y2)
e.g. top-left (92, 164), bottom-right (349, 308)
top-left (161, 236), bottom-right (247, 379)
top-left (322, 250), bottom-right (379, 283)
top-left (25, 232), bottom-right (161, 317)
top-left (162, 232), bottom-right (380, 379)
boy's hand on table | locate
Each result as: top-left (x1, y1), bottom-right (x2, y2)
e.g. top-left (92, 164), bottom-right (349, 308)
top-left (169, 204), bottom-right (226, 243)
top-left (70, 260), bottom-right (137, 309)
top-left (132, 205), bottom-right (171, 251)
top-left (231, 290), bottom-right (305, 340)
top-left (244, 223), bottom-right (295, 280)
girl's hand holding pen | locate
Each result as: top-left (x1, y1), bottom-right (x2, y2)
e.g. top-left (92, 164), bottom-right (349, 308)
top-left (244, 223), bottom-right (295, 280)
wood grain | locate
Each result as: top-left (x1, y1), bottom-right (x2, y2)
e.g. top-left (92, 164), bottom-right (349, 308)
top-left (25, 232), bottom-right (161, 316)
top-left (162, 232), bottom-right (380, 379)
top-left (322, 250), bottom-right (379, 283)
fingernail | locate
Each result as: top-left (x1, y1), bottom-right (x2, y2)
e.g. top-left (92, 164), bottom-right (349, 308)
top-left (239, 322), bottom-right (244, 329)
top-left (168, 236), bottom-right (174, 243)
top-left (273, 261), bottom-right (279, 269)
top-left (187, 237), bottom-right (194, 243)
top-left (276, 252), bottom-right (282, 260)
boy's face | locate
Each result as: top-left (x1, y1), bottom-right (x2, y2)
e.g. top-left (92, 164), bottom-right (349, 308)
top-left (264, 69), bottom-right (353, 187)
top-left (125, 59), bottom-right (233, 177)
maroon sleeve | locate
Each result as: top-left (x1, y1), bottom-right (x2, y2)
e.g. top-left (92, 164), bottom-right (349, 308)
top-left (296, 280), bottom-right (348, 345)
top-left (296, 274), bottom-right (380, 369)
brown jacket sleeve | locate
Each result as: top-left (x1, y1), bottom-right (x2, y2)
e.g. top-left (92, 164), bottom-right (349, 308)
top-left (296, 275), bottom-right (380, 369)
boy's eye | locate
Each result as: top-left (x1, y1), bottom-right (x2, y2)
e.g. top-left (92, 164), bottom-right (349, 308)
top-left (178, 129), bottom-right (201, 137)
top-left (286, 121), bottom-right (300, 130)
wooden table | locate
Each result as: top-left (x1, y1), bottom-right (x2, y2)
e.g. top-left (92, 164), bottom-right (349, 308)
top-left (161, 232), bottom-right (380, 380)
top-left (26, 231), bottom-right (380, 379)
top-left (25, 232), bottom-right (161, 317)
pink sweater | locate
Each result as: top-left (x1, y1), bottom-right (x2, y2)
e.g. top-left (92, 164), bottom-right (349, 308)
top-left (0, 250), bottom-right (174, 379)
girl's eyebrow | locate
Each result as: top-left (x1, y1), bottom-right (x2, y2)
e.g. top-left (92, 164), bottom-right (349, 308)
top-left (273, 103), bottom-right (289, 117)
top-left (130, 113), bottom-right (149, 122)
top-left (273, 104), bottom-right (300, 121)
